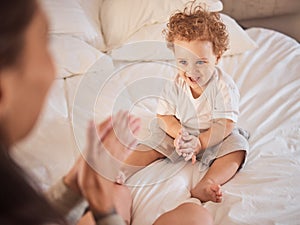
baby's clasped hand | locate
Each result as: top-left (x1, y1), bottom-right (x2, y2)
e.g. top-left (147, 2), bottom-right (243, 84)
top-left (174, 129), bottom-right (201, 164)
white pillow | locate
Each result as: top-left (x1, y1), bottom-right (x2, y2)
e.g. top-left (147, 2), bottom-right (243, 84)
top-left (110, 14), bottom-right (258, 61)
top-left (110, 23), bottom-right (174, 61)
top-left (100, 0), bottom-right (223, 51)
top-left (221, 14), bottom-right (258, 56)
top-left (41, 0), bottom-right (106, 51)
top-left (49, 35), bottom-right (104, 78)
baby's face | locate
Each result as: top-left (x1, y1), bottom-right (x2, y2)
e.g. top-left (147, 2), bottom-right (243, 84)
top-left (173, 39), bottom-right (218, 90)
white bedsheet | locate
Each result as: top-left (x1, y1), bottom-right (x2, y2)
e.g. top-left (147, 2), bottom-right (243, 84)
top-left (13, 28), bottom-right (300, 224)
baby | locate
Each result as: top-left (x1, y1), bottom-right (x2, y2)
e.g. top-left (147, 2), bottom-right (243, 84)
top-left (121, 4), bottom-right (249, 203)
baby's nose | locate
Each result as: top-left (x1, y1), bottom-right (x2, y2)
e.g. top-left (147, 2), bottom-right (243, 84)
top-left (186, 65), bottom-right (198, 75)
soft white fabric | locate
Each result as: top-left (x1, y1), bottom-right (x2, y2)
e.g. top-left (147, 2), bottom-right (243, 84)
top-left (156, 67), bottom-right (240, 132)
top-left (41, 0), bottom-right (105, 50)
top-left (64, 55), bottom-right (117, 156)
top-left (100, 0), bottom-right (223, 51)
top-left (49, 35), bottom-right (104, 78)
top-left (110, 14), bottom-right (257, 61)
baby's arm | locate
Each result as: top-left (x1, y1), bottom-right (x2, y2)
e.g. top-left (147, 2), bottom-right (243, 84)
top-left (157, 114), bottom-right (181, 139)
top-left (199, 118), bottom-right (235, 150)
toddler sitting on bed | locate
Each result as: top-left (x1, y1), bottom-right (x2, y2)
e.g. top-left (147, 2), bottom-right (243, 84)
top-left (120, 4), bottom-right (249, 203)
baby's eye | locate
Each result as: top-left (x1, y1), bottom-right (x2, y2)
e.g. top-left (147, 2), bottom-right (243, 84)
top-left (196, 60), bottom-right (205, 65)
top-left (178, 60), bottom-right (187, 65)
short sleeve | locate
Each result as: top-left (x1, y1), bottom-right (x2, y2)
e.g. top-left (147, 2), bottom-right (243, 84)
top-left (213, 77), bottom-right (240, 122)
top-left (156, 79), bottom-right (178, 115)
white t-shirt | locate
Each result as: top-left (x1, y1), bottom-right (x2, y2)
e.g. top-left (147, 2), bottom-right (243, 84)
top-left (156, 67), bottom-right (240, 136)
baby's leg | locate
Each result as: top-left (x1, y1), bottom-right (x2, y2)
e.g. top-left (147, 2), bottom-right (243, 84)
top-left (117, 144), bottom-right (165, 183)
top-left (153, 203), bottom-right (213, 225)
top-left (191, 150), bottom-right (245, 203)
top-left (125, 144), bottom-right (165, 166)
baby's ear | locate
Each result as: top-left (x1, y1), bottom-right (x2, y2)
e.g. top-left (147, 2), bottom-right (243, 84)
top-left (167, 42), bottom-right (174, 51)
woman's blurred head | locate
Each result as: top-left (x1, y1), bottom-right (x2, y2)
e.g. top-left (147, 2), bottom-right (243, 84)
top-left (0, 0), bottom-right (55, 146)
top-left (0, 2), bottom-right (65, 224)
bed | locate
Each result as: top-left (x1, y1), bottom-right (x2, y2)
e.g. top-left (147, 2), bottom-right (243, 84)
top-left (12, 0), bottom-right (300, 224)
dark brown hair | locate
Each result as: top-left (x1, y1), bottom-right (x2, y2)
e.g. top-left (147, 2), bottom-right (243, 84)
top-left (0, 1), bottom-right (66, 224)
top-left (163, 2), bottom-right (229, 57)
top-left (0, 1), bottom-right (36, 69)
top-left (0, 147), bottom-right (66, 225)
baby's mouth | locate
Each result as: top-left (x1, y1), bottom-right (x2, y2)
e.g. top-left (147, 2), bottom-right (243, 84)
top-left (188, 77), bottom-right (200, 83)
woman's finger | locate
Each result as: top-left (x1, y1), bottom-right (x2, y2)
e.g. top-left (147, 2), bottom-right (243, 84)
top-left (128, 116), bottom-right (141, 134)
top-left (97, 117), bottom-right (113, 139)
top-left (86, 120), bottom-right (96, 151)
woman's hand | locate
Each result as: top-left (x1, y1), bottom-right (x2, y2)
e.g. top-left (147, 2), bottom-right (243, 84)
top-left (64, 111), bottom-right (141, 216)
top-left (63, 116), bottom-right (112, 196)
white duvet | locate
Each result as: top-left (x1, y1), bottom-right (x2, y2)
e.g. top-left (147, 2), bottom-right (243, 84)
top-left (13, 28), bottom-right (300, 225)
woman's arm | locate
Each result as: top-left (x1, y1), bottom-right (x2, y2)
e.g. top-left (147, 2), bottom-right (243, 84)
top-left (47, 112), bottom-right (140, 225)
top-left (198, 118), bottom-right (235, 150)
top-left (157, 114), bottom-right (182, 139)
top-left (47, 175), bottom-right (127, 225)
top-left (46, 176), bottom-right (87, 224)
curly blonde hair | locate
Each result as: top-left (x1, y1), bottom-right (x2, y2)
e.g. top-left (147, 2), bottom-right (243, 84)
top-left (163, 3), bottom-right (229, 57)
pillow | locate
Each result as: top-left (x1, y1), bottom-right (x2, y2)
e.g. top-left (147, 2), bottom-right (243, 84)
top-left (100, 0), bottom-right (223, 51)
top-left (49, 35), bottom-right (105, 78)
top-left (221, 14), bottom-right (258, 56)
top-left (110, 13), bottom-right (258, 61)
top-left (41, 0), bottom-right (106, 51)
top-left (110, 23), bottom-right (174, 61)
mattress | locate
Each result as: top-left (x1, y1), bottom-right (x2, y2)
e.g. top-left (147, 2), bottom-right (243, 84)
top-left (12, 27), bottom-right (300, 224)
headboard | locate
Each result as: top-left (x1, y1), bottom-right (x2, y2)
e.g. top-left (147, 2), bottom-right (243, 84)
top-left (221, 0), bottom-right (300, 41)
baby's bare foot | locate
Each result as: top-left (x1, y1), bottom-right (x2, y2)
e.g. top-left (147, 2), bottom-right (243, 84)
top-left (191, 179), bottom-right (223, 203)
